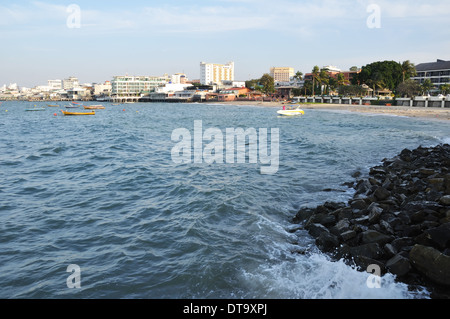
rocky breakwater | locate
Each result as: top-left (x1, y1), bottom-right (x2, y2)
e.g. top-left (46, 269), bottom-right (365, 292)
top-left (292, 144), bottom-right (450, 298)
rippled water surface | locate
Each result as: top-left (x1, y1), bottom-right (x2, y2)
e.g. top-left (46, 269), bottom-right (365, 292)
top-left (0, 101), bottom-right (448, 298)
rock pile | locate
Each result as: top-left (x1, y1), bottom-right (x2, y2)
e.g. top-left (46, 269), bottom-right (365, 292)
top-left (292, 144), bottom-right (450, 298)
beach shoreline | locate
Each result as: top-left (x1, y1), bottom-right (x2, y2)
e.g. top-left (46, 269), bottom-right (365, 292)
top-left (211, 101), bottom-right (450, 121)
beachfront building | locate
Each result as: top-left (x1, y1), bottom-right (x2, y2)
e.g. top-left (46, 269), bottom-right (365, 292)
top-left (111, 75), bottom-right (169, 102)
top-left (48, 79), bottom-right (62, 90)
top-left (270, 67), bottom-right (295, 83)
top-left (304, 66), bottom-right (360, 84)
top-left (200, 61), bottom-right (234, 85)
top-left (411, 59), bottom-right (450, 90)
top-left (63, 76), bottom-right (79, 90)
top-left (171, 73), bottom-right (188, 84)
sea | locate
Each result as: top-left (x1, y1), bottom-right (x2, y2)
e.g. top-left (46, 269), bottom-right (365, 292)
top-left (0, 101), bottom-right (449, 299)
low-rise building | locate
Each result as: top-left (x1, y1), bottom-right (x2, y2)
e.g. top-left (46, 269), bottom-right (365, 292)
top-left (111, 75), bottom-right (169, 101)
top-left (412, 59), bottom-right (450, 89)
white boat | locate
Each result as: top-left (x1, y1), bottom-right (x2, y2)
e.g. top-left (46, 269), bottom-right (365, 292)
top-left (277, 107), bottom-right (305, 116)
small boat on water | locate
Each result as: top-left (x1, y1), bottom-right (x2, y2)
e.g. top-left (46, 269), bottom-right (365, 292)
top-left (84, 105), bottom-right (105, 109)
top-left (277, 105), bottom-right (305, 116)
top-left (26, 108), bottom-right (46, 111)
top-left (47, 104), bottom-right (59, 107)
top-left (65, 105), bottom-right (80, 108)
top-left (61, 110), bottom-right (95, 116)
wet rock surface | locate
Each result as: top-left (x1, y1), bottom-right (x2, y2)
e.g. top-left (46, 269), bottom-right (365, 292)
top-left (292, 144), bottom-right (450, 298)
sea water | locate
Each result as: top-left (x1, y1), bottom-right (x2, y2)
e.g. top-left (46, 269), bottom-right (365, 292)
top-left (0, 101), bottom-right (448, 299)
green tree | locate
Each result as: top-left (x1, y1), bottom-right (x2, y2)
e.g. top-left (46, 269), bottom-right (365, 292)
top-left (356, 61), bottom-right (403, 92)
top-left (259, 73), bottom-right (274, 94)
top-left (293, 71), bottom-right (303, 81)
top-left (421, 79), bottom-right (434, 95)
top-left (336, 73), bottom-right (349, 95)
top-left (366, 72), bottom-right (386, 96)
top-left (302, 80), bottom-right (313, 96)
top-left (396, 79), bottom-right (421, 97)
top-left (401, 60), bottom-right (417, 83)
top-left (350, 66), bottom-right (359, 72)
top-left (319, 69), bottom-right (330, 95)
top-left (311, 66), bottom-right (320, 96)
top-left (440, 84), bottom-right (450, 95)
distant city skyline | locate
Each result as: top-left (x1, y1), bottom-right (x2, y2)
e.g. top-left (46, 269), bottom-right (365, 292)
top-left (1, 0), bottom-right (450, 88)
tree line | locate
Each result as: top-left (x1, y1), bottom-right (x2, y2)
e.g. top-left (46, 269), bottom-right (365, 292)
top-left (246, 60), bottom-right (450, 98)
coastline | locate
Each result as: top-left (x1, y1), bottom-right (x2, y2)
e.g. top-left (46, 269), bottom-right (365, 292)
top-left (214, 101), bottom-right (450, 121)
top-left (291, 144), bottom-right (450, 298)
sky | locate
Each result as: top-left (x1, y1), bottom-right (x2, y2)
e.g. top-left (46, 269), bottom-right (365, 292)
top-left (1, 0), bottom-right (450, 87)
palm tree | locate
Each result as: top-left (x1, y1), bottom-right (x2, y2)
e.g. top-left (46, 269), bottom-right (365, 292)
top-left (366, 72), bottom-right (385, 97)
top-left (311, 66), bottom-right (320, 96)
top-left (440, 83), bottom-right (450, 95)
top-left (401, 60), bottom-right (417, 83)
top-left (294, 71), bottom-right (303, 81)
top-left (336, 73), bottom-right (349, 95)
top-left (421, 79), bottom-right (433, 95)
top-left (319, 69), bottom-right (329, 95)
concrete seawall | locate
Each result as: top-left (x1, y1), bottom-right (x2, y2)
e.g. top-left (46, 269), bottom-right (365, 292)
top-left (293, 96), bottom-right (450, 108)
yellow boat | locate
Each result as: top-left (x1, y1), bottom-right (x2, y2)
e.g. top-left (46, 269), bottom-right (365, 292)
top-left (84, 105), bottom-right (105, 109)
top-left (47, 104), bottom-right (59, 107)
top-left (61, 110), bottom-right (95, 116)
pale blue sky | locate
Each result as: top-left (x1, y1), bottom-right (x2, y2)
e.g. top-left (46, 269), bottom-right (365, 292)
top-left (1, 0), bottom-right (449, 87)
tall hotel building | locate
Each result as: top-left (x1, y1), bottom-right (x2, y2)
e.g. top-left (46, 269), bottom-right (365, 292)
top-left (270, 67), bottom-right (294, 83)
top-left (200, 62), bottom-right (234, 85)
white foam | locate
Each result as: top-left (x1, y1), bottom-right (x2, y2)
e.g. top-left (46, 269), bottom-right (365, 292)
top-left (241, 251), bottom-right (429, 299)
top-left (241, 215), bottom-right (429, 299)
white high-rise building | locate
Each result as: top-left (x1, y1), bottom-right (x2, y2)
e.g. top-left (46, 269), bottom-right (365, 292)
top-left (48, 79), bottom-right (62, 90)
top-left (63, 76), bottom-right (79, 90)
top-left (200, 61), bottom-right (234, 85)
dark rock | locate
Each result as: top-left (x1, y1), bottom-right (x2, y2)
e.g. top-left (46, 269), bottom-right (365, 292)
top-left (324, 201), bottom-right (346, 211)
top-left (306, 213), bottom-right (336, 228)
top-left (374, 187), bottom-right (390, 200)
top-left (354, 180), bottom-right (372, 196)
top-left (425, 223), bottom-right (450, 249)
top-left (419, 168), bottom-right (436, 176)
top-left (428, 178), bottom-right (444, 191)
top-left (384, 243), bottom-right (397, 257)
top-left (353, 256), bottom-right (385, 272)
top-left (379, 219), bottom-right (394, 235)
top-left (350, 243), bottom-right (384, 260)
top-left (349, 198), bottom-right (368, 210)
top-left (386, 254), bottom-right (411, 277)
top-left (367, 203), bottom-right (383, 224)
top-left (315, 232), bottom-right (339, 253)
top-left (410, 210), bottom-right (426, 224)
top-left (409, 244), bottom-right (450, 286)
top-left (351, 171), bottom-right (362, 178)
top-left (334, 218), bottom-right (350, 233)
top-left (293, 207), bottom-right (315, 223)
top-left (361, 230), bottom-right (393, 246)
top-left (400, 148), bottom-right (412, 162)
top-left (336, 207), bottom-right (353, 220)
top-left (341, 230), bottom-right (357, 241)
top-left (440, 195), bottom-right (450, 206)
top-left (391, 237), bottom-right (415, 251)
top-left (306, 223), bottom-right (329, 238)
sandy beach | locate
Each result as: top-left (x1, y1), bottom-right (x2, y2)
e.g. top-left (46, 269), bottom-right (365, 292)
top-left (216, 100), bottom-right (450, 121)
